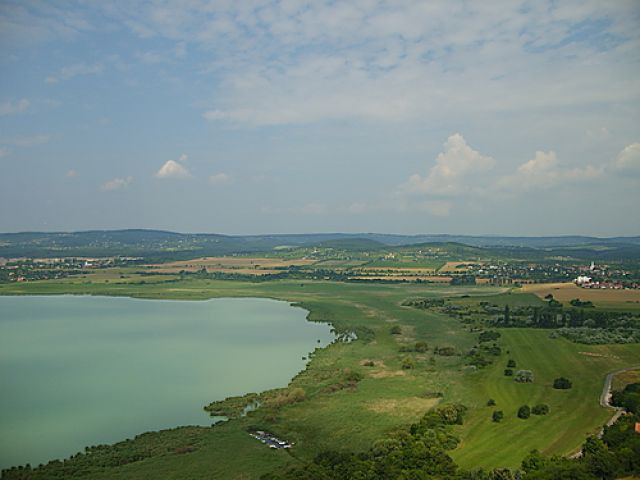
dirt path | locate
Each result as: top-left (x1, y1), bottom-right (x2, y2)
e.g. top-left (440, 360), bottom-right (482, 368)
top-left (568, 364), bottom-right (640, 459)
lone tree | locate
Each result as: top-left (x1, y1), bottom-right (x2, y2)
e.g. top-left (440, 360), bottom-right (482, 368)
top-left (517, 405), bottom-right (531, 419)
top-left (553, 377), bottom-right (572, 389)
top-left (487, 398), bottom-right (496, 406)
top-left (492, 410), bottom-right (504, 422)
top-left (507, 359), bottom-right (516, 368)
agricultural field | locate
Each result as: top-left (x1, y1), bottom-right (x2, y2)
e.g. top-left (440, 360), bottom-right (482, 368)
top-left (144, 256), bottom-right (316, 274)
top-left (1, 274), bottom-right (638, 478)
top-left (522, 282), bottom-right (640, 310)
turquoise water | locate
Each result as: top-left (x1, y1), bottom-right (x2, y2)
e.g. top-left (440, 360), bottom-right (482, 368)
top-left (0, 295), bottom-right (333, 469)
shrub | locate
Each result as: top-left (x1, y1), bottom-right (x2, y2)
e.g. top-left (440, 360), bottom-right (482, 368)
top-left (517, 405), bottom-right (531, 419)
top-left (343, 369), bottom-right (364, 383)
top-left (492, 410), bottom-right (504, 422)
top-left (401, 357), bottom-right (415, 370)
top-left (390, 325), bottom-right (402, 335)
top-left (414, 341), bottom-right (428, 353)
top-left (515, 370), bottom-right (534, 383)
top-left (553, 377), bottom-right (572, 389)
top-left (435, 346), bottom-right (457, 356)
top-left (479, 331), bottom-right (501, 343)
top-left (532, 404), bottom-right (549, 415)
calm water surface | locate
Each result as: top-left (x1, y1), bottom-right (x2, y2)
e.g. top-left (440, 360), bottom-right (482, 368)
top-left (0, 295), bottom-right (333, 469)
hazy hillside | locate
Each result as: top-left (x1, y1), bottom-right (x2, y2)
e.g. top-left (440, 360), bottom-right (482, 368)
top-left (1, 230), bottom-right (639, 260)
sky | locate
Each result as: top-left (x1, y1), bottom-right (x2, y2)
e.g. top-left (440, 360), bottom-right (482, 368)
top-left (0, 1), bottom-right (639, 236)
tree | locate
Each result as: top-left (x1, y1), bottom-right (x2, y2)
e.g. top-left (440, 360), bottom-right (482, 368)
top-left (487, 398), bottom-right (496, 406)
top-left (553, 377), bottom-right (573, 389)
top-left (507, 359), bottom-right (516, 368)
top-left (390, 325), bottom-right (402, 335)
top-left (504, 368), bottom-right (513, 376)
top-left (532, 404), bottom-right (549, 415)
top-left (521, 449), bottom-right (548, 473)
top-left (517, 405), bottom-right (531, 419)
top-left (492, 410), bottom-right (504, 422)
top-left (504, 304), bottom-right (511, 325)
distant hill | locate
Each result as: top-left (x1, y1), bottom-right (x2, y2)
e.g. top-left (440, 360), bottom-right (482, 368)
top-left (1, 229), bottom-right (639, 260)
top-left (316, 238), bottom-right (386, 251)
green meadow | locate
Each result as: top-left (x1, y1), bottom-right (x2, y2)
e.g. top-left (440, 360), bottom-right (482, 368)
top-left (1, 278), bottom-right (638, 478)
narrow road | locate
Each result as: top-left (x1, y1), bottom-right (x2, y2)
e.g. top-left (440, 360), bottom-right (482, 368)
top-left (599, 365), bottom-right (640, 427)
top-left (568, 364), bottom-right (640, 459)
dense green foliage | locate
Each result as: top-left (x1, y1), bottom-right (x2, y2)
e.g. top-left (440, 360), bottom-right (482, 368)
top-left (1, 427), bottom-right (207, 479)
top-left (553, 377), bottom-right (572, 390)
top-left (551, 326), bottom-right (640, 344)
top-left (531, 404), bottom-right (549, 416)
top-left (517, 405), bottom-right (531, 419)
top-left (610, 382), bottom-right (640, 414)
top-left (524, 414), bottom-right (640, 479)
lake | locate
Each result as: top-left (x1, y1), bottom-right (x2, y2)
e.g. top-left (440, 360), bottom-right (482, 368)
top-left (0, 295), bottom-right (334, 469)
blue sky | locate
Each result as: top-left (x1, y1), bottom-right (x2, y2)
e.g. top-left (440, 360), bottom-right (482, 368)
top-left (1, 1), bottom-right (639, 235)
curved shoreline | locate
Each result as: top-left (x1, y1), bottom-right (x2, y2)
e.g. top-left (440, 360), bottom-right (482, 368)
top-left (0, 293), bottom-right (336, 471)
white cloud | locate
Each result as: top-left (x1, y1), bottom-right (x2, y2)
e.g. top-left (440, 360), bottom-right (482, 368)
top-left (0, 147), bottom-right (8, 158)
top-left (155, 158), bottom-right (191, 178)
top-left (100, 176), bottom-right (132, 191)
top-left (0, 99), bottom-right (29, 116)
top-left (209, 173), bottom-right (230, 185)
top-left (66, 169), bottom-right (78, 178)
top-left (498, 151), bottom-right (601, 191)
top-left (399, 134), bottom-right (494, 196)
top-left (45, 63), bottom-right (103, 84)
top-left (611, 143), bottom-right (640, 173)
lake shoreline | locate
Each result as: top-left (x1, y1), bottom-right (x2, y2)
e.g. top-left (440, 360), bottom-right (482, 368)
top-left (0, 292), bottom-right (335, 471)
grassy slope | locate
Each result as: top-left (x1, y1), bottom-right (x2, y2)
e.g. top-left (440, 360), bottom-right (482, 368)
top-left (452, 330), bottom-right (639, 469)
top-left (1, 279), bottom-right (638, 476)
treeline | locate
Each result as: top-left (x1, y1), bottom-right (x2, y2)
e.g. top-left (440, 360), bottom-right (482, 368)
top-left (488, 303), bottom-right (639, 330)
top-left (0, 426), bottom-right (207, 480)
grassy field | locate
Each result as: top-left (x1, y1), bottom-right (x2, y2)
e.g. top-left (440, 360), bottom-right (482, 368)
top-left (1, 278), bottom-right (638, 477)
top-left (452, 330), bottom-right (639, 468)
